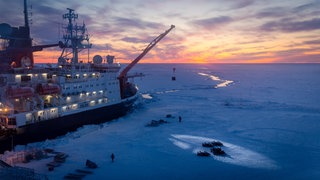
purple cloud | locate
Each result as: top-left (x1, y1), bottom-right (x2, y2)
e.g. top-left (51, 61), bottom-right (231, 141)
top-left (230, 0), bottom-right (255, 9)
top-left (260, 18), bottom-right (320, 32)
top-left (121, 36), bottom-right (148, 43)
top-left (113, 17), bottom-right (163, 30)
top-left (276, 54), bottom-right (320, 63)
top-left (191, 16), bottom-right (233, 30)
top-left (304, 39), bottom-right (320, 45)
top-left (293, 2), bottom-right (318, 13)
top-left (255, 7), bottom-right (288, 19)
top-left (0, 1), bottom-right (23, 26)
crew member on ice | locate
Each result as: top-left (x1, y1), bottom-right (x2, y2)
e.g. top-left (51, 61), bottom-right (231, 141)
top-left (111, 153), bottom-right (115, 162)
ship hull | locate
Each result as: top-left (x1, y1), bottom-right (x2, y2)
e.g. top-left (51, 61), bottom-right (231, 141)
top-left (0, 95), bottom-right (138, 153)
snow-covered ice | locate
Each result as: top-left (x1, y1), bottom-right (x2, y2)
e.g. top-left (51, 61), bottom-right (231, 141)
top-left (7, 64), bottom-right (320, 179)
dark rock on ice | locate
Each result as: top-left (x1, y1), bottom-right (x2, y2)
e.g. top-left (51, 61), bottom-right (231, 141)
top-left (197, 151), bottom-right (211, 157)
top-left (86, 159), bottom-right (98, 169)
top-left (145, 119), bottom-right (168, 127)
top-left (211, 147), bottom-right (226, 156)
top-left (202, 141), bottom-right (223, 147)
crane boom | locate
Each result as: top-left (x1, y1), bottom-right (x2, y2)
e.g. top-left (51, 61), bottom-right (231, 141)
top-left (118, 25), bottom-right (175, 80)
top-left (118, 25), bottom-right (175, 99)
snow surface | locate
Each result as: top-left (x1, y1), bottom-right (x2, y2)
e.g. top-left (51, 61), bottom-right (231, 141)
top-left (12, 64), bottom-right (320, 179)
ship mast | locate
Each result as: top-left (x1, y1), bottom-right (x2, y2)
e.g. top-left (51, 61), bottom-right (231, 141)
top-left (60, 8), bottom-right (91, 64)
top-left (23, 0), bottom-right (30, 29)
top-left (22, 0), bottom-right (31, 46)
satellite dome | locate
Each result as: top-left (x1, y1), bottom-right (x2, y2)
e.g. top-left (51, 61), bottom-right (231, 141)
top-left (0, 23), bottom-right (12, 38)
top-left (93, 55), bottom-right (103, 64)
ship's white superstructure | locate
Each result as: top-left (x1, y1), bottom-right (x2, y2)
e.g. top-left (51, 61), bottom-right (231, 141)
top-left (0, 0), bottom-right (174, 153)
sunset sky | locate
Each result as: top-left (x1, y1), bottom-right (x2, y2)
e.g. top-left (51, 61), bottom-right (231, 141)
top-left (1, 0), bottom-right (320, 63)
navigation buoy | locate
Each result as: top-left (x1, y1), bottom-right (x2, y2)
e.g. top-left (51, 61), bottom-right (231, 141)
top-left (172, 67), bottom-right (176, 81)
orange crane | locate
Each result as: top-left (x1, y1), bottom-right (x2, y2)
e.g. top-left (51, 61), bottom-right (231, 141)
top-left (118, 25), bottom-right (175, 98)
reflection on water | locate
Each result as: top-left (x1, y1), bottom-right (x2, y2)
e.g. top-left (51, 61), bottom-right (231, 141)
top-left (141, 93), bottom-right (153, 99)
top-left (198, 72), bottom-right (233, 88)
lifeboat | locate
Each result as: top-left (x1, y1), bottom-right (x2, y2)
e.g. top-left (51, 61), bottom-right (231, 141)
top-left (6, 86), bottom-right (34, 98)
top-left (36, 83), bottom-right (60, 95)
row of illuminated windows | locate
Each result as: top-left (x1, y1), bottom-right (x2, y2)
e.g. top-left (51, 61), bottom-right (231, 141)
top-left (65, 72), bottom-right (103, 79)
top-left (62, 81), bottom-right (118, 91)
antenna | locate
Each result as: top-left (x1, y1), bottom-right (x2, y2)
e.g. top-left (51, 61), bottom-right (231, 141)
top-left (29, 4), bottom-right (33, 26)
top-left (61, 8), bottom-right (90, 64)
top-left (23, 0), bottom-right (29, 28)
top-left (63, 8), bottom-right (78, 23)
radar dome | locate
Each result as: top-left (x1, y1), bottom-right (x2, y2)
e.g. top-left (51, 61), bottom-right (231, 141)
top-left (93, 55), bottom-right (103, 64)
top-left (0, 23), bottom-right (12, 38)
